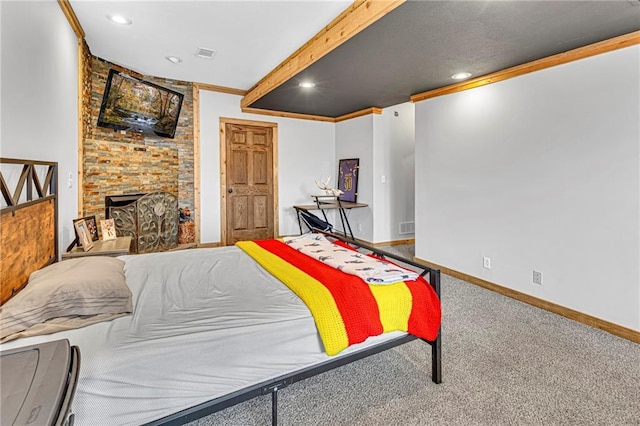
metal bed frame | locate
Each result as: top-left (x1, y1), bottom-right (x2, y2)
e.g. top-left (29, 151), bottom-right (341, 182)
top-left (0, 158), bottom-right (441, 426)
top-left (149, 232), bottom-right (442, 426)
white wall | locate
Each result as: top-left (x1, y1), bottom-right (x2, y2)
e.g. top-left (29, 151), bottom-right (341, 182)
top-left (372, 103), bottom-right (415, 242)
top-left (335, 115), bottom-right (374, 241)
top-left (198, 90), bottom-right (335, 243)
top-left (335, 103), bottom-right (416, 243)
top-left (415, 46), bottom-right (640, 331)
top-left (1, 0), bottom-right (79, 254)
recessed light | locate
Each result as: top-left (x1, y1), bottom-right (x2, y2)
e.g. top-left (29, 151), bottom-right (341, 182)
top-left (451, 72), bottom-right (472, 80)
top-left (299, 82), bottom-right (315, 88)
top-left (165, 56), bottom-right (182, 64)
top-left (107, 15), bottom-right (132, 25)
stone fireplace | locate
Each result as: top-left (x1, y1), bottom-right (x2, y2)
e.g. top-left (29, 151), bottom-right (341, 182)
top-left (107, 192), bottom-right (179, 254)
top-left (80, 56), bottom-right (196, 245)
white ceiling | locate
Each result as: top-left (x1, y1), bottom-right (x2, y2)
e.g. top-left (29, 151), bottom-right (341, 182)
top-left (69, 1), bottom-right (640, 117)
top-left (70, 0), bottom-right (351, 90)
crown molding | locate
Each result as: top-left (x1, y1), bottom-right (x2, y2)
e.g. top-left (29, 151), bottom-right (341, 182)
top-left (57, 0), bottom-right (85, 39)
top-left (194, 82), bottom-right (248, 96)
top-left (411, 31), bottom-right (640, 103)
top-left (335, 107), bottom-right (382, 122)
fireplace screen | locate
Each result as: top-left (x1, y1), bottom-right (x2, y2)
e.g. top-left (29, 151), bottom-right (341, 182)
top-left (108, 192), bottom-right (178, 254)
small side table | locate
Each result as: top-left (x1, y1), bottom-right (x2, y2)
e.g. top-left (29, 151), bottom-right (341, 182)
top-left (62, 236), bottom-right (132, 260)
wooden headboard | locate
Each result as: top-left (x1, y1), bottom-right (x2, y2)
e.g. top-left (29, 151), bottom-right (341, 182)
top-left (0, 158), bottom-right (58, 305)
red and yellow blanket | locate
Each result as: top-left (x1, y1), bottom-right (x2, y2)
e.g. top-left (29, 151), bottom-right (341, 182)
top-left (236, 239), bottom-right (441, 356)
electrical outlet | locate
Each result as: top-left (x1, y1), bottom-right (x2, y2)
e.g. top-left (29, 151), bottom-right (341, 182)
top-left (533, 270), bottom-right (543, 285)
top-left (357, 223), bottom-right (363, 232)
top-left (483, 256), bottom-right (491, 269)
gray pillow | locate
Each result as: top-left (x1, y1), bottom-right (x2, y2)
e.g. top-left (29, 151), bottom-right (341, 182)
top-left (0, 257), bottom-right (132, 342)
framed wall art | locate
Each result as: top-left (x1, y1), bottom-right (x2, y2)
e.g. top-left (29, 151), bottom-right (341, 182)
top-left (337, 158), bottom-right (359, 203)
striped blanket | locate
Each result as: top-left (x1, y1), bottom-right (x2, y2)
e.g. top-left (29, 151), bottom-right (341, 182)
top-left (236, 239), bottom-right (441, 356)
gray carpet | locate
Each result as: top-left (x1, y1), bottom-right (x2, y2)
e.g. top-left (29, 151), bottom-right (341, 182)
top-left (189, 245), bottom-right (640, 426)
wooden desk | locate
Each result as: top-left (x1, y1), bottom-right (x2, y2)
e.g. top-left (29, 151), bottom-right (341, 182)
top-left (293, 201), bottom-right (368, 211)
top-left (62, 236), bottom-right (132, 260)
top-left (294, 196), bottom-right (368, 239)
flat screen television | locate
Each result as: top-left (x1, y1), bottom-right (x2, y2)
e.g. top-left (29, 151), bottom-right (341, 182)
top-left (97, 69), bottom-right (184, 138)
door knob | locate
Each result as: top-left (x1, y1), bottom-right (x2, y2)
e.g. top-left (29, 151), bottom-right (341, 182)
top-left (228, 188), bottom-right (233, 193)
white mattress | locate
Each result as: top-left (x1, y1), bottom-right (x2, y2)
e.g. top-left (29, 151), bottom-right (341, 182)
top-left (0, 246), bottom-right (407, 425)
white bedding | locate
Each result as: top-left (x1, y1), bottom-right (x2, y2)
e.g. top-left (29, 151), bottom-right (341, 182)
top-left (0, 246), bottom-right (406, 425)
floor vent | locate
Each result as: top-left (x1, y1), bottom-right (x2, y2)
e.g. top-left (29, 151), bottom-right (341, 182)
top-left (399, 221), bottom-right (415, 235)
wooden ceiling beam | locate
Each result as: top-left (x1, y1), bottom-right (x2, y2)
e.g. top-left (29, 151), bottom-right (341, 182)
top-left (241, 0), bottom-right (405, 109)
top-left (241, 107), bottom-right (336, 123)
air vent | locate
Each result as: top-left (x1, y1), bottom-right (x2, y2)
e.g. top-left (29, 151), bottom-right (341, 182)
top-left (195, 47), bottom-right (216, 59)
top-left (399, 221), bottom-right (415, 235)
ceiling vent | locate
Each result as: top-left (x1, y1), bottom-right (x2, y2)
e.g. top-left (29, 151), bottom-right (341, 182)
top-left (195, 47), bottom-right (216, 59)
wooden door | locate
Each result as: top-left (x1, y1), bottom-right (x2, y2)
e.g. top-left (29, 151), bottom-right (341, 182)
top-left (222, 120), bottom-right (276, 245)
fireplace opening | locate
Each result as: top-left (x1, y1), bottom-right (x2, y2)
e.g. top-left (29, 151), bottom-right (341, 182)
top-left (105, 193), bottom-right (146, 219)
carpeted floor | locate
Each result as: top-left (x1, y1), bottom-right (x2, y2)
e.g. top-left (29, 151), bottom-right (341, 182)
top-left (189, 245), bottom-right (640, 426)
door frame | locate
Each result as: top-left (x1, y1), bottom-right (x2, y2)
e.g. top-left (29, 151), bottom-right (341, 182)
top-left (219, 117), bottom-right (279, 246)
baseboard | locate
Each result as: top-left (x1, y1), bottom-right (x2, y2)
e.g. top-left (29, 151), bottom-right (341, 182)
top-left (414, 257), bottom-right (640, 344)
top-left (168, 243), bottom-right (197, 251)
top-left (347, 237), bottom-right (415, 248)
top-left (197, 242), bottom-right (222, 249)
top-left (369, 238), bottom-right (415, 248)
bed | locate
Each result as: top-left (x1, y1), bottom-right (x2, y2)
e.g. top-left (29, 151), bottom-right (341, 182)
top-left (0, 158), bottom-right (442, 426)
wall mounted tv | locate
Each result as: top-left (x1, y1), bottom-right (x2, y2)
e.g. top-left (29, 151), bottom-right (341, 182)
top-left (97, 69), bottom-right (184, 138)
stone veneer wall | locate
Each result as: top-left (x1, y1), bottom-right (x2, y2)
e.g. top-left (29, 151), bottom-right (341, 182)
top-left (82, 57), bottom-right (194, 227)
top-left (83, 139), bottom-right (179, 219)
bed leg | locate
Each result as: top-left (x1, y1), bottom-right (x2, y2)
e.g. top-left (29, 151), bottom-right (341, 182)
top-left (431, 270), bottom-right (442, 384)
top-left (271, 388), bottom-right (278, 426)
top-left (431, 330), bottom-right (442, 384)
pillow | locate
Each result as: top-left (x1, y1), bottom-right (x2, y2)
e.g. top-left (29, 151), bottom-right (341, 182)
top-left (0, 257), bottom-right (132, 342)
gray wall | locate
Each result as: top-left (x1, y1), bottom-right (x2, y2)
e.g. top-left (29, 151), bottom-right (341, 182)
top-left (415, 46), bottom-right (640, 330)
top-left (1, 0), bottom-right (79, 253)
